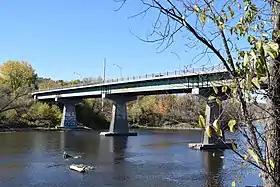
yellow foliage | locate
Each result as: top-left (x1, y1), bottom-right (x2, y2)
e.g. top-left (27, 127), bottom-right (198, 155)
top-left (0, 61), bottom-right (37, 90)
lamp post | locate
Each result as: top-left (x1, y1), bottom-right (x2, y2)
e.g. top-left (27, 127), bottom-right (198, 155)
top-left (74, 72), bottom-right (83, 84)
top-left (171, 52), bottom-right (181, 71)
top-left (102, 58), bottom-right (106, 112)
top-left (113, 63), bottom-right (123, 78)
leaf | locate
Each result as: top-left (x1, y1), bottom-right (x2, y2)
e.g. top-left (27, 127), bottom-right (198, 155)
top-left (237, 178), bottom-right (242, 184)
top-left (218, 22), bottom-right (225, 30)
top-left (193, 5), bottom-right (200, 12)
top-left (200, 9), bottom-right (207, 25)
top-left (267, 42), bottom-right (279, 52)
top-left (247, 148), bottom-right (259, 164)
top-left (252, 77), bottom-right (260, 89)
top-left (256, 41), bottom-right (264, 57)
top-left (208, 95), bottom-right (216, 101)
top-left (199, 115), bottom-right (205, 128)
top-left (264, 45), bottom-right (278, 59)
top-left (213, 86), bottom-right (218, 94)
top-left (232, 143), bottom-right (237, 151)
top-left (228, 6), bottom-right (234, 18)
top-left (243, 52), bottom-right (249, 66)
top-left (205, 125), bottom-right (212, 137)
top-left (216, 98), bottom-right (222, 106)
top-left (232, 181), bottom-right (236, 187)
top-left (244, 155), bottom-right (249, 162)
top-left (213, 119), bottom-right (220, 130)
top-left (268, 159), bottom-right (275, 169)
top-left (259, 76), bottom-right (267, 83)
top-left (222, 86), bottom-right (227, 93)
top-left (228, 120), bottom-right (236, 132)
top-left (216, 129), bottom-right (223, 137)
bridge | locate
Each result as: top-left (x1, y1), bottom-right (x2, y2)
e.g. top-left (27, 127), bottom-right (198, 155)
top-left (31, 65), bottom-right (232, 149)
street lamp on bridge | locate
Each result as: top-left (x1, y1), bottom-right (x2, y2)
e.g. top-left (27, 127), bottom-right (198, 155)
top-left (113, 63), bottom-right (123, 78)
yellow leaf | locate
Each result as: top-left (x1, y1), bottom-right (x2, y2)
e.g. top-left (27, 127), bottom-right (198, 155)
top-left (193, 5), bottom-right (200, 12)
top-left (222, 86), bottom-right (227, 93)
top-left (213, 119), bottom-right (220, 130)
top-left (228, 120), bottom-right (236, 132)
top-left (199, 115), bottom-right (205, 128)
top-left (259, 76), bottom-right (267, 83)
top-left (216, 98), bottom-right (222, 106)
top-left (216, 129), bottom-right (223, 137)
top-left (205, 125), bottom-right (212, 137)
top-left (256, 41), bottom-right (264, 56)
top-left (213, 86), bottom-right (218, 94)
top-left (244, 155), bottom-right (249, 162)
top-left (243, 52), bottom-right (249, 66)
top-left (208, 96), bottom-right (216, 101)
top-left (269, 159), bottom-right (275, 169)
top-left (252, 77), bottom-right (260, 89)
top-left (232, 181), bottom-right (236, 187)
top-left (247, 149), bottom-right (259, 165)
top-left (232, 143), bottom-right (237, 151)
top-left (267, 42), bottom-right (279, 53)
top-left (200, 9), bottom-right (207, 25)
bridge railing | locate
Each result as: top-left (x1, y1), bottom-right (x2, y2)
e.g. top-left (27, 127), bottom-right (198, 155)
top-left (39, 64), bottom-right (226, 91)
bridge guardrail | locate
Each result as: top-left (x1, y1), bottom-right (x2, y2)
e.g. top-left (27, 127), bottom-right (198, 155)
top-left (39, 64), bottom-right (227, 91)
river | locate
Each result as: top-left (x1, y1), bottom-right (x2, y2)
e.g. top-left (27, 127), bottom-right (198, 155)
top-left (0, 130), bottom-right (262, 187)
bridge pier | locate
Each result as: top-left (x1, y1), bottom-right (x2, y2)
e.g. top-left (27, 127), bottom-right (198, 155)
top-left (189, 88), bottom-right (232, 150)
top-left (203, 101), bottom-right (224, 144)
top-left (56, 99), bottom-right (82, 128)
top-left (100, 96), bottom-right (137, 136)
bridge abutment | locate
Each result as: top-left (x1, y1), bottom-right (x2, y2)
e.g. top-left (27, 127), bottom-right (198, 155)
top-left (56, 98), bottom-right (82, 128)
top-left (100, 95), bottom-right (137, 136)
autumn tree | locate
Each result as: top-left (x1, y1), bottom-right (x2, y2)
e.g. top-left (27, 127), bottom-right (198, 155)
top-left (0, 61), bottom-right (37, 90)
top-left (116, 0), bottom-right (280, 186)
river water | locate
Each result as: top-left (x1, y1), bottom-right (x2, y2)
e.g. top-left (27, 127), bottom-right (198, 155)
top-left (0, 130), bottom-right (262, 187)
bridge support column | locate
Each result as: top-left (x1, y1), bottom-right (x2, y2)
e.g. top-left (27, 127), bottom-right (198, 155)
top-left (100, 96), bottom-right (137, 136)
top-left (189, 88), bottom-right (233, 150)
top-left (203, 101), bottom-right (224, 144)
top-left (56, 99), bottom-right (82, 128)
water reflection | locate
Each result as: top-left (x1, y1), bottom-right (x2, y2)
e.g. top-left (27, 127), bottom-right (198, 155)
top-left (0, 131), bottom-right (261, 187)
top-left (203, 151), bottom-right (224, 187)
top-left (98, 136), bottom-right (128, 161)
top-left (59, 131), bottom-right (100, 155)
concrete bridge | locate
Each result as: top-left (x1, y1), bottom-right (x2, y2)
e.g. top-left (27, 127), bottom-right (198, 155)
top-left (31, 65), bottom-right (232, 149)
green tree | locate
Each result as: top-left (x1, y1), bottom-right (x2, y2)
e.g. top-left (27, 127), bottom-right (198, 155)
top-left (0, 61), bottom-right (37, 90)
top-left (23, 102), bottom-right (62, 127)
top-left (116, 0), bottom-right (280, 186)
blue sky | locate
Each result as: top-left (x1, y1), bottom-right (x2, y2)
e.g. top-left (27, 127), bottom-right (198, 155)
top-left (0, 0), bottom-right (221, 81)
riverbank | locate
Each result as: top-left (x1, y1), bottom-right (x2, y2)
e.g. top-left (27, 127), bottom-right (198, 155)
top-left (130, 123), bottom-right (203, 131)
top-left (0, 126), bottom-right (93, 132)
top-left (0, 123), bottom-right (202, 132)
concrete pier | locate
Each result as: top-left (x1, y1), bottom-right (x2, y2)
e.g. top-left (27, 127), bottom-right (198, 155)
top-left (100, 96), bottom-right (137, 136)
top-left (189, 88), bottom-right (232, 150)
top-left (203, 101), bottom-right (224, 144)
top-left (56, 99), bottom-right (82, 128)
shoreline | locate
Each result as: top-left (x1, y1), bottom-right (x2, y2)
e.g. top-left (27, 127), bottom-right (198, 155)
top-left (0, 126), bottom-right (94, 133)
top-left (0, 123), bottom-right (203, 133)
top-left (130, 124), bottom-right (203, 131)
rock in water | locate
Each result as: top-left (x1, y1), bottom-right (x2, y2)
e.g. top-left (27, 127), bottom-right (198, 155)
top-left (69, 164), bottom-right (95, 173)
top-left (63, 151), bottom-right (73, 159)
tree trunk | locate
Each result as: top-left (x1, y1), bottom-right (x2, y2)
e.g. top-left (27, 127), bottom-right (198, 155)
top-left (263, 1), bottom-right (280, 186)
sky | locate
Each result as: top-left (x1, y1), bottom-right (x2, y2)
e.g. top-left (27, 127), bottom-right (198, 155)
top-left (0, 0), bottom-right (223, 81)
